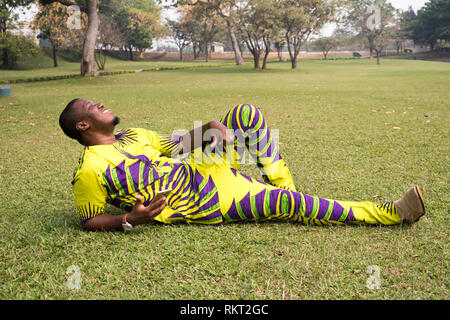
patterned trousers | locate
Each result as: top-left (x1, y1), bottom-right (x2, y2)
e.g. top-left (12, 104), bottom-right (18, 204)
top-left (159, 104), bottom-right (402, 226)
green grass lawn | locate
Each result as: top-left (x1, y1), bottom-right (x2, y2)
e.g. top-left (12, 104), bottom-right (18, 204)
top-left (0, 58), bottom-right (448, 299)
top-left (0, 53), bottom-right (235, 81)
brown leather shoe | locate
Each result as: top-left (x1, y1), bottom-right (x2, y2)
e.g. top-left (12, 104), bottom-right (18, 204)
top-left (394, 185), bottom-right (425, 223)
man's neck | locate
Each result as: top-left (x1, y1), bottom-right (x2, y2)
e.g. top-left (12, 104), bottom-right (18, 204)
top-left (83, 131), bottom-right (116, 146)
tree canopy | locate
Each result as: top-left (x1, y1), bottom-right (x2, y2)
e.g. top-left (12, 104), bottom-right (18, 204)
top-left (410, 0), bottom-right (450, 49)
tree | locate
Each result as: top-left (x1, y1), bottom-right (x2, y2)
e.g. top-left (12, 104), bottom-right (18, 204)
top-left (0, 0), bottom-right (35, 67)
top-left (392, 6), bottom-right (416, 54)
top-left (372, 25), bottom-right (394, 64)
top-left (278, 0), bottom-right (338, 69)
top-left (0, 32), bottom-right (40, 68)
top-left (236, 0), bottom-right (266, 69)
top-left (95, 16), bottom-right (126, 70)
top-left (167, 19), bottom-right (191, 60)
top-left (313, 36), bottom-right (337, 59)
top-left (166, 0), bottom-right (245, 65)
top-left (0, 0), bottom-right (34, 32)
top-left (343, 0), bottom-right (396, 61)
top-left (274, 40), bottom-right (285, 62)
top-left (235, 0), bottom-right (280, 70)
top-left (184, 20), bottom-right (203, 59)
top-left (174, 6), bottom-right (204, 59)
top-left (207, 0), bottom-right (245, 65)
top-left (332, 27), bottom-right (357, 50)
top-left (410, 0), bottom-right (450, 50)
top-left (100, 0), bottom-right (164, 61)
top-left (40, 0), bottom-right (99, 76)
top-left (259, 0), bottom-right (281, 69)
top-left (32, 2), bottom-right (87, 67)
top-left (187, 3), bottom-right (223, 62)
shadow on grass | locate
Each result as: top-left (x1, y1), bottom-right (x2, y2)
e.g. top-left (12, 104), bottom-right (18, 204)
top-left (52, 210), bottom-right (411, 235)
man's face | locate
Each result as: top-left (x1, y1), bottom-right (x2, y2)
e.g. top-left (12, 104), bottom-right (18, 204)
top-left (74, 99), bottom-right (120, 132)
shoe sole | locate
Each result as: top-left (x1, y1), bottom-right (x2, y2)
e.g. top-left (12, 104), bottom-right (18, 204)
top-left (413, 185), bottom-right (425, 222)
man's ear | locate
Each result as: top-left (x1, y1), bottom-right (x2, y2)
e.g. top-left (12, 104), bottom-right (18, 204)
top-left (75, 121), bottom-right (90, 132)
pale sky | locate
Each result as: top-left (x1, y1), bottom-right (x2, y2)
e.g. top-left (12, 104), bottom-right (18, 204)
top-left (389, 0), bottom-right (427, 11)
top-left (319, 0), bottom-right (428, 36)
top-left (19, 0), bottom-right (429, 34)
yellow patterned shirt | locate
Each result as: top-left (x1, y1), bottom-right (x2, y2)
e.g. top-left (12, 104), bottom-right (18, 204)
top-left (72, 128), bottom-right (181, 224)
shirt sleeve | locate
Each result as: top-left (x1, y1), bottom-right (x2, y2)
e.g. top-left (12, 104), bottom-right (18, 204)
top-left (137, 128), bottom-right (182, 157)
top-left (73, 168), bottom-right (108, 224)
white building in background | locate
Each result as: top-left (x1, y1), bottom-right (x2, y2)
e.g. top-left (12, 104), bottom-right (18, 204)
top-left (413, 44), bottom-right (431, 53)
top-left (211, 42), bottom-right (224, 53)
top-left (10, 4), bottom-right (39, 44)
top-left (11, 23), bottom-right (40, 45)
top-left (151, 37), bottom-right (179, 52)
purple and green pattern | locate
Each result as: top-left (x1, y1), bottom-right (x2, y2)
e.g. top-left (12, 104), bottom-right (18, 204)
top-left (223, 180), bottom-right (355, 225)
top-left (78, 202), bottom-right (105, 224)
top-left (101, 148), bottom-right (223, 225)
top-left (220, 104), bottom-right (284, 184)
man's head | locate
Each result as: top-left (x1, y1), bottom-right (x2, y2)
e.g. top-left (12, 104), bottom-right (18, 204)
top-left (59, 98), bottom-right (120, 145)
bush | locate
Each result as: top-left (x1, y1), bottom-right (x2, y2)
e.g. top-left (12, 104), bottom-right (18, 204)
top-left (0, 33), bottom-right (41, 68)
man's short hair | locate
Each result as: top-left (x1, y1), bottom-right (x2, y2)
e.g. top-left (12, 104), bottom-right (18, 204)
top-left (59, 98), bottom-right (83, 144)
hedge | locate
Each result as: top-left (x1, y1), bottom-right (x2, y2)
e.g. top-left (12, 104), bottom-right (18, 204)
top-left (0, 62), bottom-right (239, 84)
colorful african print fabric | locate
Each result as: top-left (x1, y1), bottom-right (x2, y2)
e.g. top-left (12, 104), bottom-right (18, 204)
top-left (72, 105), bottom-right (401, 226)
top-left (219, 104), bottom-right (296, 192)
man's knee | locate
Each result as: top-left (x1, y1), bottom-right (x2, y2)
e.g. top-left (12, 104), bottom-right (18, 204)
top-left (223, 104), bottom-right (263, 132)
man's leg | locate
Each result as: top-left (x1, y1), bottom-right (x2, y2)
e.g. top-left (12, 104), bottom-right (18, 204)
top-left (211, 166), bottom-right (405, 226)
top-left (219, 104), bottom-right (297, 192)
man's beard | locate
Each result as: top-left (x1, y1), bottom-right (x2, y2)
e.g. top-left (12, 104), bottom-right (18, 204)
top-left (113, 116), bottom-right (120, 126)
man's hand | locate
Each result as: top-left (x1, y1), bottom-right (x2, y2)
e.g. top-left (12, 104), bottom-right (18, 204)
top-left (208, 120), bottom-right (235, 150)
top-left (82, 195), bottom-right (167, 232)
top-left (127, 195), bottom-right (167, 226)
top-left (179, 120), bottom-right (234, 154)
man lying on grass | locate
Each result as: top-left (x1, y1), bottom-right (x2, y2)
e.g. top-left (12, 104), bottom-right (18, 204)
top-left (59, 99), bottom-right (425, 232)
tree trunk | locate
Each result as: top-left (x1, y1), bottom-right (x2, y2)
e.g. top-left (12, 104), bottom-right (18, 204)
top-left (253, 51), bottom-right (260, 69)
top-left (128, 46), bottom-right (134, 61)
top-left (286, 35), bottom-right (298, 69)
top-left (193, 44), bottom-right (199, 59)
top-left (205, 42), bottom-right (210, 62)
top-left (52, 43), bottom-right (58, 67)
top-left (239, 44), bottom-right (245, 61)
top-left (1, 21), bottom-right (8, 67)
top-left (291, 57), bottom-right (297, 69)
top-left (262, 37), bottom-right (271, 70)
top-left (262, 50), bottom-right (269, 69)
top-left (179, 48), bottom-right (183, 61)
top-left (95, 48), bottom-right (106, 70)
top-left (2, 46), bottom-right (9, 67)
top-left (374, 49), bottom-right (381, 64)
top-left (80, 0), bottom-right (99, 76)
top-left (226, 20), bottom-right (244, 66)
top-left (277, 47), bottom-right (283, 62)
top-left (289, 47), bottom-right (299, 69)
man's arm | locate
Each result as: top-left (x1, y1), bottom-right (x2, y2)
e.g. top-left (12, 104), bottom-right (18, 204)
top-left (178, 120), bottom-right (234, 155)
top-left (82, 196), bottom-right (167, 232)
